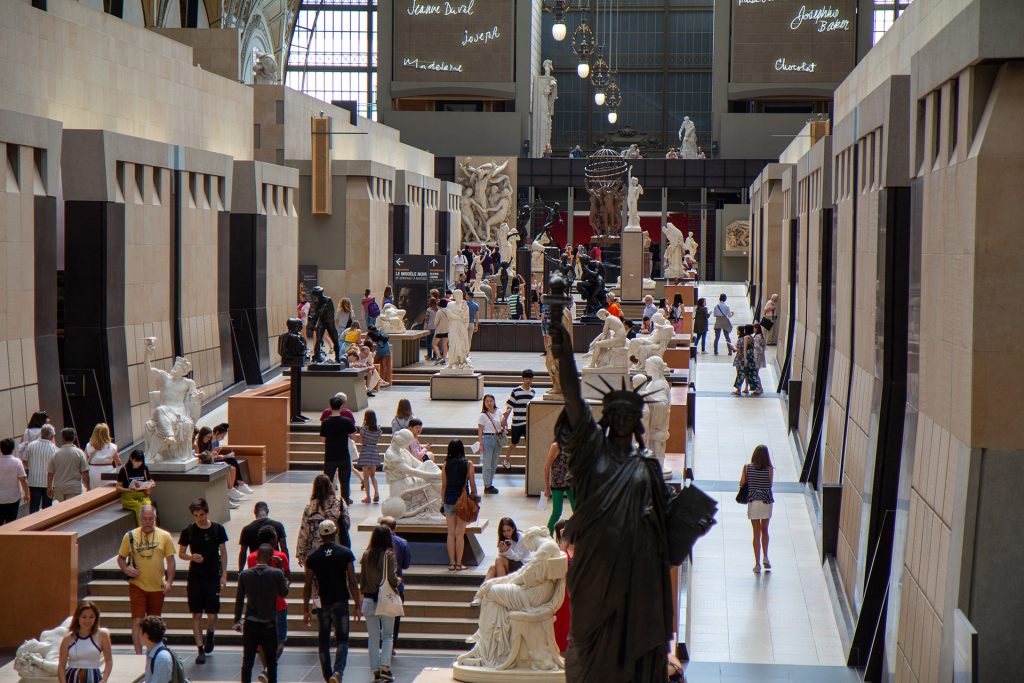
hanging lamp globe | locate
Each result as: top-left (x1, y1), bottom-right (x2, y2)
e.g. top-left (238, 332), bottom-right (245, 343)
top-left (577, 60), bottom-right (591, 79)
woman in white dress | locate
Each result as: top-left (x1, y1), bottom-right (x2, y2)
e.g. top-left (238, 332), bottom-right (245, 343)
top-left (85, 423), bottom-right (121, 490)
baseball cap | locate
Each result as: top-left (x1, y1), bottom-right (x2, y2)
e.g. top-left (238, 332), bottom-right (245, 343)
top-left (318, 520), bottom-right (337, 537)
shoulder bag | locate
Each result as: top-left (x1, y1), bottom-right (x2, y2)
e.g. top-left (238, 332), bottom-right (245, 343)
top-left (485, 412), bottom-right (509, 449)
top-left (122, 530), bottom-right (136, 581)
top-left (375, 553), bottom-right (405, 618)
top-left (455, 484), bottom-right (480, 523)
top-left (736, 465), bottom-right (749, 504)
top-left (759, 316), bottom-right (774, 331)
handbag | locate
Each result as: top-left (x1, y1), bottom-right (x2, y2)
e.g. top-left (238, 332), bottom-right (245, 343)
top-left (375, 553), bottom-right (405, 618)
top-left (759, 316), bottom-right (774, 331)
top-left (485, 412), bottom-right (509, 449)
top-left (455, 488), bottom-right (480, 523)
top-left (736, 466), bottom-right (749, 504)
top-left (665, 483), bottom-right (719, 565)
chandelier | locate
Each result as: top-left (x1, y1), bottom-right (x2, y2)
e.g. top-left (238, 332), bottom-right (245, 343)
top-left (571, 7), bottom-right (595, 78)
top-left (543, 1), bottom-right (572, 41)
top-left (590, 53), bottom-right (609, 90)
top-left (604, 79), bottom-right (621, 123)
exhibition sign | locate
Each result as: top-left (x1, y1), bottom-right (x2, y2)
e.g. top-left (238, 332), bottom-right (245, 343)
top-left (730, 0), bottom-right (856, 84)
top-left (392, 0), bottom-right (516, 83)
top-left (392, 254), bottom-right (449, 327)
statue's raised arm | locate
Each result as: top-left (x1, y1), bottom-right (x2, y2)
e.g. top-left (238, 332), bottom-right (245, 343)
top-left (143, 337), bottom-right (169, 384)
top-left (545, 273), bottom-right (585, 429)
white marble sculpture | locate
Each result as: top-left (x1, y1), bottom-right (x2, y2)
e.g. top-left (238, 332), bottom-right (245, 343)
top-left (14, 618), bottom-right (71, 679)
top-left (684, 230), bottom-right (699, 262)
top-left (640, 357), bottom-right (671, 468)
top-left (442, 290), bottom-right (474, 374)
top-left (381, 429), bottom-right (444, 523)
top-left (497, 222), bottom-right (520, 279)
top-left (532, 60), bottom-right (559, 158)
top-left (458, 160), bottom-right (514, 245)
top-left (626, 167), bottom-right (643, 229)
top-left (583, 309), bottom-right (629, 370)
top-left (662, 221), bottom-right (686, 279)
top-left (679, 116), bottom-right (698, 159)
top-left (252, 49), bottom-right (278, 84)
top-left (471, 251), bottom-right (486, 295)
top-left (530, 232), bottom-right (552, 273)
top-left (376, 303), bottom-right (407, 334)
top-left (628, 311), bottom-right (674, 369)
top-left (143, 338), bottom-right (203, 468)
top-left (454, 528), bottom-right (567, 680)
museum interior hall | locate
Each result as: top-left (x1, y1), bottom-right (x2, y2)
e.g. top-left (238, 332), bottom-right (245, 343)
top-left (0, 0), bottom-right (1020, 682)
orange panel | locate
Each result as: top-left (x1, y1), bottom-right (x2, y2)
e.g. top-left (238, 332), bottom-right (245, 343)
top-left (228, 395), bottom-right (290, 473)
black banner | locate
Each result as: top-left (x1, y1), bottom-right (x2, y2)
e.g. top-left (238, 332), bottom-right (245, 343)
top-left (393, 254), bottom-right (448, 327)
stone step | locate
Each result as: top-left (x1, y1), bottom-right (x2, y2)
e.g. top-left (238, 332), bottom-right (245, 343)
top-left (96, 611), bottom-right (478, 636)
top-left (86, 580), bottom-right (480, 603)
top-left (87, 595), bottom-right (479, 620)
top-left (102, 627), bottom-right (471, 649)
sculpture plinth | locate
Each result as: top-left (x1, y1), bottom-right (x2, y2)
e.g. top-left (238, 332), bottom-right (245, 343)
top-left (147, 457), bottom-right (200, 473)
top-left (431, 373), bottom-right (485, 401)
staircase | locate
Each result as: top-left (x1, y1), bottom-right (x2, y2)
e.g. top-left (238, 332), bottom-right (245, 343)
top-left (389, 367), bottom-right (552, 389)
top-left (289, 427), bottom-right (528, 475)
top-left (86, 567), bottom-right (481, 649)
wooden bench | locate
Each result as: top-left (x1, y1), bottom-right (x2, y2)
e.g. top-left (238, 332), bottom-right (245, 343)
top-left (0, 487), bottom-right (123, 648)
top-left (357, 517), bottom-right (490, 566)
top-left (225, 445), bottom-right (268, 485)
top-left (228, 379), bottom-right (290, 473)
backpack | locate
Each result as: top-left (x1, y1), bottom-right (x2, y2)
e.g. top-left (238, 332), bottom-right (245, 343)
top-left (368, 300), bottom-right (380, 318)
top-left (149, 644), bottom-right (190, 683)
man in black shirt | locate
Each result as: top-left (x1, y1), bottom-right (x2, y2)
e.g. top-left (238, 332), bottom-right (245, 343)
top-left (304, 520), bottom-right (361, 683)
top-left (238, 501), bottom-right (289, 571)
top-left (234, 544), bottom-right (289, 683)
top-left (177, 498), bottom-right (228, 664)
top-left (320, 395), bottom-right (357, 504)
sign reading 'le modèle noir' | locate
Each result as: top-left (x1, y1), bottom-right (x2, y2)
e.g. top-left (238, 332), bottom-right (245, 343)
top-left (730, 0), bottom-right (855, 84)
top-left (393, 0), bottom-right (515, 84)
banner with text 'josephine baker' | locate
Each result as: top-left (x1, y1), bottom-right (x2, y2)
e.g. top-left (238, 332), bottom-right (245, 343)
top-left (730, 0), bottom-right (856, 85)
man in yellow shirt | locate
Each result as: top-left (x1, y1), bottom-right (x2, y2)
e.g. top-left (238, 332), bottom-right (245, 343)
top-left (117, 505), bottom-right (176, 654)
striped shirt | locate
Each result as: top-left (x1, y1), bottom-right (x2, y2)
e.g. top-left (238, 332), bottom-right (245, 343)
top-left (22, 438), bottom-right (57, 488)
top-left (505, 385), bottom-right (536, 427)
top-left (745, 465), bottom-right (774, 504)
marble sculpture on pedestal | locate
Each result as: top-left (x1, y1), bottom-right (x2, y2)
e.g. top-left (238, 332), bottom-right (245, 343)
top-left (679, 116), bottom-right (698, 159)
top-left (627, 311), bottom-right (674, 369)
top-left (626, 167), bottom-right (643, 229)
top-left (376, 303), bottom-right (407, 334)
top-left (252, 49), bottom-right (278, 84)
top-left (454, 527), bottom-right (567, 677)
top-left (142, 337), bottom-right (204, 465)
top-left (497, 222), bottom-right (520, 279)
top-left (534, 59), bottom-right (558, 158)
top-left (684, 230), bottom-right (699, 262)
top-left (442, 290), bottom-right (474, 374)
top-left (471, 252), bottom-right (486, 295)
top-left (583, 309), bottom-right (628, 370)
top-left (14, 618), bottom-right (71, 679)
top-left (662, 221), bottom-right (686, 279)
top-left (381, 429), bottom-right (443, 523)
top-left (638, 357), bottom-right (671, 467)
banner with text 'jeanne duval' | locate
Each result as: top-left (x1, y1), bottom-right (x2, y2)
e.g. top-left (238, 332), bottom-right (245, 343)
top-left (392, 0), bottom-right (516, 83)
top-left (730, 0), bottom-right (856, 85)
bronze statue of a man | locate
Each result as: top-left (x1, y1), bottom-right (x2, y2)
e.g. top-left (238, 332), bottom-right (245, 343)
top-left (278, 317), bottom-right (308, 422)
top-left (307, 286), bottom-right (340, 364)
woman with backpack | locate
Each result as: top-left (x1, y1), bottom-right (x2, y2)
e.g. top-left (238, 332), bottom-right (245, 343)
top-left (360, 525), bottom-right (400, 682)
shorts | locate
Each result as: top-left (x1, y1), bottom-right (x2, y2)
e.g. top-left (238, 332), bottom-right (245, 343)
top-left (443, 503), bottom-right (458, 517)
top-left (435, 333), bottom-right (449, 339)
top-left (186, 576), bottom-right (222, 614)
top-left (128, 583), bottom-right (166, 618)
top-left (509, 424), bottom-right (527, 445)
top-left (377, 342), bottom-right (391, 357)
top-left (507, 559), bottom-right (523, 573)
top-left (276, 608), bottom-right (288, 642)
top-left (747, 501), bottom-right (773, 520)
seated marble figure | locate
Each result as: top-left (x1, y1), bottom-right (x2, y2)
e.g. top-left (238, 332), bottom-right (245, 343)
top-left (14, 618), bottom-right (71, 679)
top-left (381, 429), bottom-right (444, 523)
top-left (455, 527), bottom-right (567, 676)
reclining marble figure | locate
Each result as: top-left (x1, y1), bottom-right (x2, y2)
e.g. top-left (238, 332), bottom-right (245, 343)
top-left (381, 429), bottom-right (443, 522)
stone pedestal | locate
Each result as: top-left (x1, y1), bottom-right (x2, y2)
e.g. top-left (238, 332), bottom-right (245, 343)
top-left (147, 457), bottom-right (199, 473)
top-left (431, 372), bottom-right (484, 400)
top-left (358, 517), bottom-right (489, 566)
top-left (148, 464), bottom-right (231, 530)
top-left (580, 366), bottom-right (630, 400)
top-left (473, 291), bottom-right (490, 320)
top-left (527, 398), bottom-right (606, 496)
top-left (620, 227), bottom-right (645, 301)
top-left (453, 665), bottom-right (565, 682)
top-left (390, 330), bottom-right (430, 368)
top-left (298, 367), bottom-right (370, 411)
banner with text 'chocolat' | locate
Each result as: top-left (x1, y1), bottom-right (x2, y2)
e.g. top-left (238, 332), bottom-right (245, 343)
top-left (730, 0), bottom-right (856, 85)
top-left (392, 0), bottom-right (516, 83)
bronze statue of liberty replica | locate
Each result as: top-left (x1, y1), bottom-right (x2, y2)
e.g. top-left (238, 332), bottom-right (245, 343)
top-left (545, 271), bottom-right (717, 682)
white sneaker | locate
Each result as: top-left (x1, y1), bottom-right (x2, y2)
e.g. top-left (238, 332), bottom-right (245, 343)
top-left (228, 490), bottom-right (244, 501)
top-left (228, 501), bottom-right (240, 509)
top-left (237, 482), bottom-right (254, 494)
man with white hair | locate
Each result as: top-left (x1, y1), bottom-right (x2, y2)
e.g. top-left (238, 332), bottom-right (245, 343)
top-left (117, 505), bottom-right (176, 653)
top-left (21, 423), bottom-right (57, 512)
